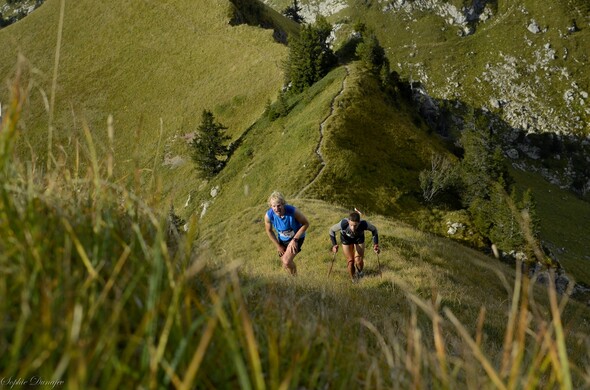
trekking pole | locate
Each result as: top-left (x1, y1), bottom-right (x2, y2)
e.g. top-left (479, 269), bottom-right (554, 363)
top-left (376, 252), bottom-right (382, 278)
top-left (327, 251), bottom-right (337, 277)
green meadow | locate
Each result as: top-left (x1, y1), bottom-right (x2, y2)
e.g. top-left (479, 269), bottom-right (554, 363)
top-left (1, 0), bottom-right (590, 388)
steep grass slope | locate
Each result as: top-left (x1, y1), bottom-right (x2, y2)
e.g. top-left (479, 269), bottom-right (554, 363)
top-left (191, 66), bottom-right (348, 225)
top-left (0, 0), bottom-right (289, 204)
top-left (195, 195), bottom-right (590, 387)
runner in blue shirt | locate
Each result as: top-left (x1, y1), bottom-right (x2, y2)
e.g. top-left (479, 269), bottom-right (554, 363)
top-left (264, 191), bottom-right (309, 275)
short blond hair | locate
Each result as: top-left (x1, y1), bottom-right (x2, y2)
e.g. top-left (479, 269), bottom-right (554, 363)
top-left (268, 191), bottom-right (286, 206)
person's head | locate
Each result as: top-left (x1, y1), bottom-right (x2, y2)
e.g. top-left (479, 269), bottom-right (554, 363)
top-left (268, 191), bottom-right (286, 216)
top-left (348, 211), bottom-right (361, 232)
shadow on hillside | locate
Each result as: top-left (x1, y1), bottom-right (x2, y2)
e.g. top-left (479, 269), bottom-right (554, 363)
top-left (223, 265), bottom-right (510, 345)
top-left (334, 35), bottom-right (362, 65)
top-left (228, 0), bottom-right (298, 44)
top-left (407, 78), bottom-right (590, 199)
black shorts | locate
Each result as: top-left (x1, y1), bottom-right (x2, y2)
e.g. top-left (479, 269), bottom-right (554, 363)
top-left (279, 237), bottom-right (305, 253)
top-left (340, 233), bottom-right (364, 246)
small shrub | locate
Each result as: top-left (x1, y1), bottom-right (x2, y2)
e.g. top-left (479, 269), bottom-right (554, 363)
top-left (266, 91), bottom-right (290, 121)
top-left (419, 153), bottom-right (458, 202)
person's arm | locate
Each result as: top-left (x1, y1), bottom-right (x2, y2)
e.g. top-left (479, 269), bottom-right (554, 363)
top-left (287, 209), bottom-right (309, 254)
top-left (293, 209), bottom-right (309, 240)
top-left (366, 221), bottom-right (380, 253)
top-left (265, 213), bottom-right (285, 256)
top-left (329, 222), bottom-right (341, 252)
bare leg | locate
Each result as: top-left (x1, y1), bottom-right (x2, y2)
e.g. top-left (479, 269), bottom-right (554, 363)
top-left (281, 250), bottom-right (297, 275)
top-left (342, 244), bottom-right (356, 280)
top-left (354, 243), bottom-right (365, 272)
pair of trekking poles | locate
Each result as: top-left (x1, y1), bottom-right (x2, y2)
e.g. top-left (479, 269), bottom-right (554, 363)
top-left (327, 250), bottom-right (382, 279)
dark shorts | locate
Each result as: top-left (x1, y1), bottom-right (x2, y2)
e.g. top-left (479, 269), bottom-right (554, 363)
top-left (340, 233), bottom-right (364, 246)
top-left (279, 237), bottom-right (305, 253)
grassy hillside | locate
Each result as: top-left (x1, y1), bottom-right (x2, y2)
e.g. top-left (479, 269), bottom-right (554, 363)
top-left (2, 0), bottom-right (590, 386)
top-left (257, 0), bottom-right (590, 284)
top-left (189, 62), bottom-right (456, 231)
top-left (0, 0), bottom-right (290, 205)
top-left (307, 64), bottom-right (452, 216)
top-left (187, 66), bottom-right (349, 226)
top-left (337, 0), bottom-right (590, 135)
top-left (2, 86), bottom-right (590, 386)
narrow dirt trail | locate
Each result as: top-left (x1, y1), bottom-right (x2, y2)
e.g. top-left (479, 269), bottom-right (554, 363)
top-left (296, 66), bottom-right (349, 199)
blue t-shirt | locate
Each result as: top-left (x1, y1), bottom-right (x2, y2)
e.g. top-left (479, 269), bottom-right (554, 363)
top-left (266, 205), bottom-right (306, 241)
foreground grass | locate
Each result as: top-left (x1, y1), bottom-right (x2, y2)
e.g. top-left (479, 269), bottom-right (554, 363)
top-left (2, 14), bottom-right (590, 390)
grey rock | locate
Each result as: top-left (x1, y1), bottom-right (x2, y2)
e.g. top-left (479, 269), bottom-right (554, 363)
top-left (527, 20), bottom-right (541, 34)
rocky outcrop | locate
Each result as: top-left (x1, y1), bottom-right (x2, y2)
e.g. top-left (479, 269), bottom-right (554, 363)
top-left (260, 0), bottom-right (347, 24)
top-left (380, 0), bottom-right (493, 35)
top-left (527, 262), bottom-right (590, 305)
top-left (0, 0), bottom-right (43, 28)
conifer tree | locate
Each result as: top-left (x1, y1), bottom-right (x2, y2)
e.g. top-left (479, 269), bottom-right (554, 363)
top-left (356, 33), bottom-right (389, 77)
top-left (282, 0), bottom-right (304, 23)
top-left (285, 16), bottom-right (336, 93)
top-left (458, 113), bottom-right (506, 206)
top-left (520, 188), bottom-right (540, 238)
top-left (190, 110), bottom-right (230, 179)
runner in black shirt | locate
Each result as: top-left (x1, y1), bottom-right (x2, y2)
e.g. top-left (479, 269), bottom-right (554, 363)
top-left (329, 210), bottom-right (380, 282)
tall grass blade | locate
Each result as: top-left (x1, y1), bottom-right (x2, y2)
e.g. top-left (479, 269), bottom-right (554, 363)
top-left (444, 308), bottom-right (507, 390)
top-left (180, 314), bottom-right (219, 389)
top-left (210, 282), bottom-right (253, 390)
top-left (231, 273), bottom-right (266, 390)
top-left (548, 271), bottom-right (573, 389)
top-left (500, 260), bottom-right (522, 378)
top-left (47, 0), bottom-right (66, 171)
top-left (61, 217), bottom-right (98, 279)
top-left (162, 316), bottom-right (205, 387)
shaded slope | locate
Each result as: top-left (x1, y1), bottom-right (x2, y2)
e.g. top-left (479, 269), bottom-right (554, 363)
top-left (305, 63), bottom-right (453, 217)
top-left (228, 0), bottom-right (300, 43)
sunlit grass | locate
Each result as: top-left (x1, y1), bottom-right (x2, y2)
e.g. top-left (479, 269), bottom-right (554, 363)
top-left (2, 77), bottom-right (590, 386)
top-left (1, 1), bottom-right (590, 387)
top-left (0, 0), bottom-right (289, 210)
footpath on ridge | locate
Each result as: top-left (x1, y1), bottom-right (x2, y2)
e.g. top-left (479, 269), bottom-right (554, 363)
top-left (296, 66), bottom-right (349, 199)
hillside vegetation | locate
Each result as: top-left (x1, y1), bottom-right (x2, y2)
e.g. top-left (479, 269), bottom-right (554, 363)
top-left (259, 0), bottom-right (590, 285)
top-left (2, 0), bottom-right (590, 387)
top-left (0, 0), bottom-right (290, 206)
top-left (1, 0), bottom-right (587, 280)
top-left (2, 75), bottom-right (590, 387)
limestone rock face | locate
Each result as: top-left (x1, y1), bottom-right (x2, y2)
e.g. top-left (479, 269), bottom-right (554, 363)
top-left (263, 0), bottom-right (589, 194)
